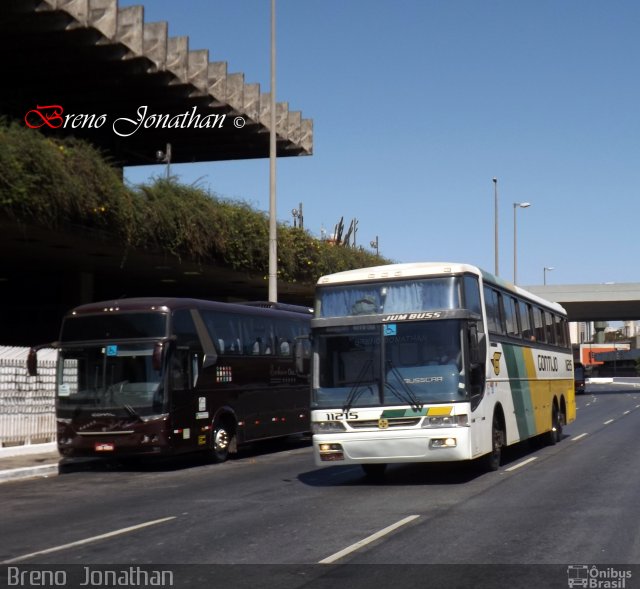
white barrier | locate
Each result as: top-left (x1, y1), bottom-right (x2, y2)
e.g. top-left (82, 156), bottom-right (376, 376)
top-left (0, 347), bottom-right (57, 447)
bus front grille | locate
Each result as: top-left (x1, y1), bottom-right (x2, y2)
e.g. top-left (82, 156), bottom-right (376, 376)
top-left (348, 418), bottom-right (421, 429)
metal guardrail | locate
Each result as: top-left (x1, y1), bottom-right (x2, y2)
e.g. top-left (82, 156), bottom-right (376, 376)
top-left (0, 350), bottom-right (56, 447)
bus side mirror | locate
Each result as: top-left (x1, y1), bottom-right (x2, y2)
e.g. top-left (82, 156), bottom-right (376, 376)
top-left (468, 324), bottom-right (486, 365)
top-left (27, 348), bottom-right (38, 376)
top-left (152, 341), bottom-right (165, 372)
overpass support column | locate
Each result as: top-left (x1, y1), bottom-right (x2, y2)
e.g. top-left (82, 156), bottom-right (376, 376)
top-left (594, 321), bottom-right (607, 344)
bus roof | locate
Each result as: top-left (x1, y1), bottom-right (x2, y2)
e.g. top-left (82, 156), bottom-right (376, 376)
top-left (316, 262), bottom-right (567, 315)
top-left (66, 298), bottom-right (313, 318)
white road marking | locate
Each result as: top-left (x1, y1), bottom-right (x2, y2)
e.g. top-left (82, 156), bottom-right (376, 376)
top-left (505, 457), bottom-right (538, 472)
top-left (319, 515), bottom-right (420, 564)
top-left (1, 516), bottom-right (176, 564)
top-left (571, 433), bottom-right (589, 442)
top-left (603, 419), bottom-right (614, 425)
top-left (623, 410), bottom-right (631, 415)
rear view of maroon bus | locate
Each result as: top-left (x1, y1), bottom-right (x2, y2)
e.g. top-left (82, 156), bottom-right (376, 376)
top-left (29, 298), bottom-right (311, 461)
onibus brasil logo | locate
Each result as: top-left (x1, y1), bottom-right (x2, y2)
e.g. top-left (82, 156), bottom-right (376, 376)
top-left (567, 565), bottom-right (632, 588)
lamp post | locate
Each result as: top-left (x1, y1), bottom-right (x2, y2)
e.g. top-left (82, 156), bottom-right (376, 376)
top-left (268, 0), bottom-right (278, 302)
top-left (291, 202), bottom-right (303, 229)
top-left (156, 143), bottom-right (171, 179)
top-left (493, 178), bottom-right (499, 276)
top-left (543, 266), bottom-right (554, 285)
top-left (513, 201), bottom-right (531, 284)
top-left (370, 236), bottom-right (379, 257)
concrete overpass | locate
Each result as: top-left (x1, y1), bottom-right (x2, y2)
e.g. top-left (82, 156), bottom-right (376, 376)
top-left (0, 0), bottom-right (315, 347)
top-left (1, 0), bottom-right (313, 165)
top-left (525, 284), bottom-right (640, 322)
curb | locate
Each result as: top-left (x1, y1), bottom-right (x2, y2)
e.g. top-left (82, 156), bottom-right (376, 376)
top-left (0, 442), bottom-right (57, 458)
top-left (0, 463), bottom-right (59, 483)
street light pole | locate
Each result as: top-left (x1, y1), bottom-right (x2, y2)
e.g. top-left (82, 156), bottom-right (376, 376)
top-left (370, 236), bottom-right (379, 257)
top-left (268, 0), bottom-right (277, 302)
top-left (513, 202), bottom-right (531, 285)
top-left (493, 178), bottom-right (498, 276)
top-left (543, 266), bottom-right (554, 285)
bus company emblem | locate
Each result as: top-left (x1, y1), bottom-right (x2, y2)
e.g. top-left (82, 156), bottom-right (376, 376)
top-left (378, 418), bottom-right (389, 429)
top-left (491, 352), bottom-right (502, 376)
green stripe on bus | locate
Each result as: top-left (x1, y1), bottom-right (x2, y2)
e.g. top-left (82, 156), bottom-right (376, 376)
top-left (381, 408), bottom-right (425, 418)
top-left (502, 345), bottom-right (537, 439)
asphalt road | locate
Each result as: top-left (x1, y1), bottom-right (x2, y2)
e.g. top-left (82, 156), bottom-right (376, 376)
top-left (1, 383), bottom-right (639, 588)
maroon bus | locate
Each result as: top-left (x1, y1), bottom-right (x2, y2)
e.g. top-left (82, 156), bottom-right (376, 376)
top-left (29, 298), bottom-right (311, 461)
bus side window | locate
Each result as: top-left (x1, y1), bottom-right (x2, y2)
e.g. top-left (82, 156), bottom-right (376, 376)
top-left (532, 307), bottom-right (545, 342)
top-left (275, 318), bottom-right (298, 357)
top-left (504, 296), bottom-right (519, 338)
top-left (463, 275), bottom-right (482, 315)
top-left (495, 291), bottom-right (507, 335)
top-left (518, 302), bottom-right (533, 340)
top-left (483, 287), bottom-right (503, 334)
top-left (554, 315), bottom-right (567, 348)
top-left (544, 311), bottom-right (556, 345)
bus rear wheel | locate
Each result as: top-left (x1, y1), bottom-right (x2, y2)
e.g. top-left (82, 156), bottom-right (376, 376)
top-left (546, 405), bottom-right (563, 446)
top-left (210, 419), bottom-right (234, 463)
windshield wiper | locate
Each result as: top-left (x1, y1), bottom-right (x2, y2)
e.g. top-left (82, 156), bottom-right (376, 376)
top-left (123, 404), bottom-right (143, 422)
top-left (385, 360), bottom-right (423, 413)
top-left (342, 353), bottom-right (376, 413)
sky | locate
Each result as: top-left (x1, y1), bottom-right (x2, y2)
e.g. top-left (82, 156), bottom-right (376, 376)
top-left (120, 0), bottom-right (640, 288)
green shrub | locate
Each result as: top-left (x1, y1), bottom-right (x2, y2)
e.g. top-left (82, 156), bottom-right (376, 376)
top-left (0, 121), bottom-right (388, 284)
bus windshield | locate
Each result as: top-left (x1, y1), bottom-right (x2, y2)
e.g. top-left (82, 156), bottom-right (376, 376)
top-left (60, 312), bottom-right (168, 342)
top-left (316, 277), bottom-right (461, 317)
top-left (312, 319), bottom-right (466, 409)
top-left (57, 343), bottom-right (167, 417)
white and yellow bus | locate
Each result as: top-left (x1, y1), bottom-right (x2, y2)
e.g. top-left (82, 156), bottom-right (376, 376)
top-left (310, 262), bottom-right (576, 477)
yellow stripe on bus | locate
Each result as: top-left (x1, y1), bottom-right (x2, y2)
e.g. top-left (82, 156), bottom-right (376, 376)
top-left (521, 347), bottom-right (549, 435)
top-left (427, 406), bottom-right (453, 416)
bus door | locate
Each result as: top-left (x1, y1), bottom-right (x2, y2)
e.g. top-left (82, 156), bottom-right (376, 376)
top-left (467, 320), bottom-right (490, 457)
top-left (169, 310), bottom-right (207, 453)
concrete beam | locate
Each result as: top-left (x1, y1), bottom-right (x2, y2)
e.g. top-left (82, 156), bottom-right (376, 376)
top-left (88, 0), bottom-right (117, 39)
top-left (143, 21), bottom-right (167, 71)
top-left (276, 102), bottom-right (288, 136)
top-left (115, 5), bottom-right (143, 55)
top-left (243, 83), bottom-right (260, 122)
top-left (287, 111), bottom-right (301, 145)
top-left (300, 119), bottom-right (313, 155)
top-left (45, 0), bottom-right (89, 24)
top-left (208, 61), bottom-right (227, 103)
top-left (167, 36), bottom-right (188, 81)
top-left (187, 48), bottom-right (209, 94)
top-left (226, 73), bottom-right (245, 112)
top-left (526, 283), bottom-right (640, 322)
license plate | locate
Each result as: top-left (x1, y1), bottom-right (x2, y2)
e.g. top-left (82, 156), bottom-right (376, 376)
top-left (95, 442), bottom-right (114, 452)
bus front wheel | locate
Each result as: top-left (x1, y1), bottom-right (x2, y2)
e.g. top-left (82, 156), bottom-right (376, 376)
top-left (483, 414), bottom-right (504, 471)
top-left (362, 463), bottom-right (387, 481)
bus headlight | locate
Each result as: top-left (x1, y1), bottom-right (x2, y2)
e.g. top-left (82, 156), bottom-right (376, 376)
top-left (430, 438), bottom-right (457, 449)
top-left (318, 443), bottom-right (344, 461)
top-left (312, 421), bottom-right (347, 434)
top-left (422, 414), bottom-right (468, 428)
